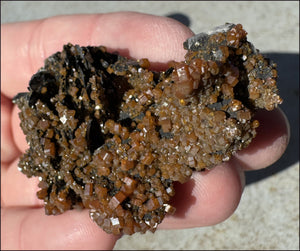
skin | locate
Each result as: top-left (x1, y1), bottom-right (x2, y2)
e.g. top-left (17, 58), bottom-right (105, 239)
top-left (1, 12), bottom-right (290, 250)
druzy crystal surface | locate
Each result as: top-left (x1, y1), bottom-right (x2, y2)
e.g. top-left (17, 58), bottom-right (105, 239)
top-left (13, 23), bottom-right (282, 235)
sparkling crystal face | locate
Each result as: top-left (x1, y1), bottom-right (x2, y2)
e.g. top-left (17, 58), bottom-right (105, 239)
top-left (13, 24), bottom-right (281, 235)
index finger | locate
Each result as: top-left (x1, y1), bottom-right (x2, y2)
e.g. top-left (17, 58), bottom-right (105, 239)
top-left (1, 12), bottom-right (194, 98)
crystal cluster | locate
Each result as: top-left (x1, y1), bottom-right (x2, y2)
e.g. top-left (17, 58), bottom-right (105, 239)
top-left (13, 23), bottom-right (282, 235)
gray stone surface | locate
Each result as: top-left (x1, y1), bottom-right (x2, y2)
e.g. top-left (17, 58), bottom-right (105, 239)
top-left (2, 1), bottom-right (299, 250)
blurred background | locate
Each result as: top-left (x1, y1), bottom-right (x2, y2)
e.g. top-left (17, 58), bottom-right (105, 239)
top-left (2, 1), bottom-right (299, 250)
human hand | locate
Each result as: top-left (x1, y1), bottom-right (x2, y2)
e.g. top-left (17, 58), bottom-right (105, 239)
top-left (1, 12), bottom-right (290, 250)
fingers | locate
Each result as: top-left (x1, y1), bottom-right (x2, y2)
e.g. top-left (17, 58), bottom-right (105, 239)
top-left (1, 207), bottom-right (118, 250)
top-left (1, 158), bottom-right (43, 208)
top-left (1, 94), bottom-right (21, 163)
top-left (11, 104), bottom-right (28, 153)
top-left (2, 12), bottom-right (194, 98)
top-left (234, 107), bottom-right (290, 170)
top-left (160, 161), bottom-right (244, 229)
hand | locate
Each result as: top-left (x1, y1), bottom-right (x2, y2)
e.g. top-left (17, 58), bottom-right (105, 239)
top-left (1, 12), bottom-right (290, 250)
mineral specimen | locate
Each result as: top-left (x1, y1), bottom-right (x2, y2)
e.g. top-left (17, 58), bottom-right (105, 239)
top-left (13, 23), bottom-right (282, 235)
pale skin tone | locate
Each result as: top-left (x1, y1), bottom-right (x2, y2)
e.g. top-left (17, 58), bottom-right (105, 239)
top-left (1, 12), bottom-right (290, 250)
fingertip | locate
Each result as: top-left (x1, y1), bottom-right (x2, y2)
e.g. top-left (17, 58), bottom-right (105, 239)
top-left (90, 11), bottom-right (194, 62)
top-left (191, 163), bottom-right (244, 226)
top-left (161, 162), bottom-right (244, 229)
top-left (234, 107), bottom-right (290, 170)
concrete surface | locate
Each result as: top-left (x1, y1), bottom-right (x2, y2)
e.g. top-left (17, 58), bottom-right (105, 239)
top-left (2, 1), bottom-right (299, 250)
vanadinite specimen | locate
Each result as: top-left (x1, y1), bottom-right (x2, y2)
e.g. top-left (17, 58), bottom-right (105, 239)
top-left (13, 23), bottom-right (282, 235)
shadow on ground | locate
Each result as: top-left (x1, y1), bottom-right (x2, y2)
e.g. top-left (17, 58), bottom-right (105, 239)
top-left (166, 12), bottom-right (191, 27)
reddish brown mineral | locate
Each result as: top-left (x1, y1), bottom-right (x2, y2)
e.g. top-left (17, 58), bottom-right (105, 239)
top-left (13, 23), bottom-right (282, 235)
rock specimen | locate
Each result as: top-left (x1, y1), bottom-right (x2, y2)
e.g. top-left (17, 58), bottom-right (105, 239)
top-left (13, 23), bottom-right (282, 235)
